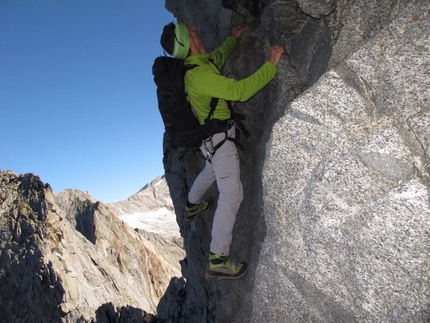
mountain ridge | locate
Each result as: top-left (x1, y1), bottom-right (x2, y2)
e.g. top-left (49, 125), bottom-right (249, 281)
top-left (0, 170), bottom-right (183, 322)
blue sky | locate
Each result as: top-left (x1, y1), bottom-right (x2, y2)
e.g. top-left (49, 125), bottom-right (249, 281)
top-left (1, 1), bottom-right (175, 202)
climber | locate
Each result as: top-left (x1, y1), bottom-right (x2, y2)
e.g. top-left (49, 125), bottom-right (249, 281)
top-left (160, 22), bottom-right (284, 280)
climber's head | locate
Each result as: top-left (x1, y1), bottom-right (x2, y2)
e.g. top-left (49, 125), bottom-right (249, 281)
top-left (160, 22), bottom-right (190, 59)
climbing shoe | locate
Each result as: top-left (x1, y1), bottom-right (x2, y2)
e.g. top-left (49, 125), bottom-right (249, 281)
top-left (205, 253), bottom-right (248, 280)
top-left (184, 200), bottom-right (211, 221)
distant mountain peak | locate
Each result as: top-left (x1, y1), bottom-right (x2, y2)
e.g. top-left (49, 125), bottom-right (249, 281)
top-left (139, 175), bottom-right (165, 192)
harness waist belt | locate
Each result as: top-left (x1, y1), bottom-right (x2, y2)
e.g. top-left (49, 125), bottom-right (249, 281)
top-left (204, 118), bottom-right (233, 138)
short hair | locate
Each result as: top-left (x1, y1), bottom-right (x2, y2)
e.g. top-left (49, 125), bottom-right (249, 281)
top-left (160, 23), bottom-right (175, 55)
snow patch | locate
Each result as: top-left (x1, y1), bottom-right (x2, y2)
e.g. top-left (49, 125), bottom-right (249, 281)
top-left (153, 179), bottom-right (164, 187)
top-left (119, 207), bottom-right (180, 238)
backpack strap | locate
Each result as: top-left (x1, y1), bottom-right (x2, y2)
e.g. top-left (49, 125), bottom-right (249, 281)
top-left (205, 97), bottom-right (219, 124)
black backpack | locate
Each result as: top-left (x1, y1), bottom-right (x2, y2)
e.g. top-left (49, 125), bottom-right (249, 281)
top-left (152, 56), bottom-right (249, 150)
top-left (152, 56), bottom-right (204, 148)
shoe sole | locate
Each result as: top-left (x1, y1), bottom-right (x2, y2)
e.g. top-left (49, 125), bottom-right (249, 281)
top-left (205, 263), bottom-right (248, 280)
top-left (205, 271), bottom-right (247, 280)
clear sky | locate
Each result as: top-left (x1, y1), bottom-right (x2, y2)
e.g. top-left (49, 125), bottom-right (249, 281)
top-left (1, 1), bottom-right (175, 203)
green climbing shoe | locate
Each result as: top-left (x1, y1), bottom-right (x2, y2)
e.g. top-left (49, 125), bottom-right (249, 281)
top-left (184, 200), bottom-right (211, 221)
top-left (205, 253), bottom-right (248, 280)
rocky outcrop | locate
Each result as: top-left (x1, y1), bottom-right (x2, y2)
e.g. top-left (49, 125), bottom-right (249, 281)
top-left (158, 0), bottom-right (429, 322)
top-left (0, 170), bottom-right (183, 322)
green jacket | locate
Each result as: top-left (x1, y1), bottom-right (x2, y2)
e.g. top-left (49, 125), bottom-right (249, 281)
top-left (184, 36), bottom-right (278, 125)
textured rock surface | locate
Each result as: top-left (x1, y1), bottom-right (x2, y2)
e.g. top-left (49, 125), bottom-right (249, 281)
top-left (158, 0), bottom-right (429, 322)
top-left (0, 170), bottom-right (183, 322)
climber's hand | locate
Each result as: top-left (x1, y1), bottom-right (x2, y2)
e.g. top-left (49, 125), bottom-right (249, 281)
top-left (232, 26), bottom-right (249, 39)
top-left (268, 45), bottom-right (285, 67)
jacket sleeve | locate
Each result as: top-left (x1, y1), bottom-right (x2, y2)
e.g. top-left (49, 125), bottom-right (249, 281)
top-left (189, 61), bottom-right (277, 102)
top-left (209, 37), bottom-right (237, 68)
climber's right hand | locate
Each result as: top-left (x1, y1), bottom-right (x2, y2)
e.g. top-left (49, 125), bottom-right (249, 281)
top-left (268, 45), bottom-right (285, 67)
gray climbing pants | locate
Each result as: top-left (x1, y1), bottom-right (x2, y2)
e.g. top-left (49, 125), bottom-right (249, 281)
top-left (188, 123), bottom-right (243, 256)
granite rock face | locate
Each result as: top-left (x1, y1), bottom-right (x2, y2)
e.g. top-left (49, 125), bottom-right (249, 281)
top-left (0, 170), bottom-right (183, 322)
top-left (158, 0), bottom-right (429, 322)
